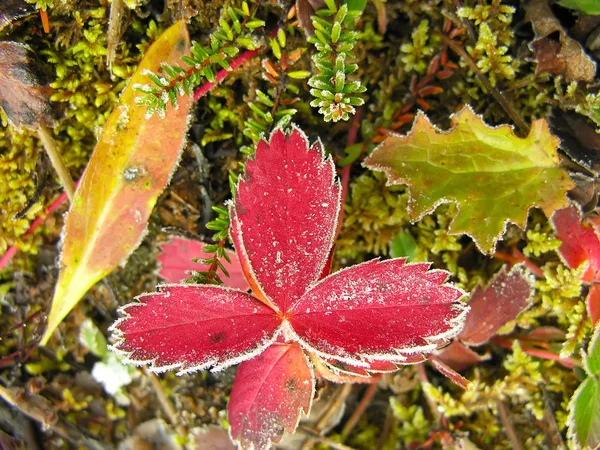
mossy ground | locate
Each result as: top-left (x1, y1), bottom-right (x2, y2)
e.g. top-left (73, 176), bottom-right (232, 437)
top-left (1, 0), bottom-right (599, 448)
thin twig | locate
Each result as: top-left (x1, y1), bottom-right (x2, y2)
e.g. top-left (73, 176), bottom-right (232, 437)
top-left (0, 384), bottom-right (109, 450)
top-left (37, 123), bottom-right (75, 200)
top-left (298, 426), bottom-right (358, 450)
top-left (341, 383), bottom-right (377, 438)
top-left (143, 369), bottom-right (187, 437)
top-left (0, 186), bottom-right (74, 270)
top-left (496, 399), bottom-right (524, 450)
top-left (300, 384), bottom-right (353, 450)
top-left (335, 108), bottom-right (362, 240)
top-left (438, 33), bottom-right (529, 135)
top-left (375, 405), bottom-right (394, 450)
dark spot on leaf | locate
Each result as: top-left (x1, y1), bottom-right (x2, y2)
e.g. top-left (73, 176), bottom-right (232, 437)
top-left (210, 331), bottom-right (226, 343)
top-left (285, 378), bottom-right (296, 392)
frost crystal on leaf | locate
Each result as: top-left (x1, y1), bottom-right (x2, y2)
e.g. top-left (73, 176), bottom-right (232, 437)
top-left (110, 126), bottom-right (468, 450)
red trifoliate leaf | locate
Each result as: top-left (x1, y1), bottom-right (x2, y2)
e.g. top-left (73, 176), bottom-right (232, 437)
top-left (110, 285), bottom-right (281, 374)
top-left (460, 265), bottom-right (534, 346)
top-left (231, 127), bottom-right (341, 313)
top-left (551, 205), bottom-right (600, 283)
top-left (228, 342), bottom-right (314, 450)
top-left (287, 259), bottom-right (468, 365)
top-left (157, 238), bottom-right (249, 291)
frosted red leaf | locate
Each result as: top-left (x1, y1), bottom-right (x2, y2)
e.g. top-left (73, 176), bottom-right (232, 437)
top-left (110, 285), bottom-right (280, 374)
top-left (588, 284), bottom-right (600, 326)
top-left (460, 265), bottom-right (534, 346)
top-left (111, 127), bottom-right (469, 450)
top-left (551, 206), bottom-right (600, 283)
top-left (157, 237), bottom-right (249, 291)
top-left (231, 126), bottom-right (341, 313)
top-left (288, 259), bottom-right (468, 365)
top-left (228, 343), bottom-right (314, 450)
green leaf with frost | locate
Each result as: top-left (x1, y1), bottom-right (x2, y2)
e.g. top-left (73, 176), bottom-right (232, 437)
top-left (558, 0), bottom-right (600, 14)
top-left (363, 106), bottom-right (574, 253)
top-left (569, 377), bottom-right (600, 449)
top-left (585, 325), bottom-right (600, 376)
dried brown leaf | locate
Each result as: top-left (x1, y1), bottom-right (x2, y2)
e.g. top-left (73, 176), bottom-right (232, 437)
top-left (0, 0), bottom-right (35, 32)
top-left (525, 0), bottom-right (597, 82)
top-left (0, 41), bottom-right (58, 130)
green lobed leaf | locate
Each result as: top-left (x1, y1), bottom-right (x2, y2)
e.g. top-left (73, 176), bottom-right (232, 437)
top-left (363, 106), bottom-right (574, 253)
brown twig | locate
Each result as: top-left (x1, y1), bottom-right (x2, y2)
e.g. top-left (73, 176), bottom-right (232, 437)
top-left (298, 426), bottom-right (358, 450)
top-left (438, 33), bottom-right (530, 135)
top-left (375, 405), bottom-right (394, 450)
top-left (496, 399), bottom-right (524, 450)
top-left (300, 384), bottom-right (353, 450)
top-left (143, 369), bottom-right (187, 437)
top-left (341, 382), bottom-right (377, 438)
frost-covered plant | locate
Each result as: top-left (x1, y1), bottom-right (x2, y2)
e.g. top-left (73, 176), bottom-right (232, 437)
top-left (308, 0), bottom-right (366, 122)
top-left (134, 0), bottom-right (264, 118)
top-left (110, 126), bottom-right (468, 450)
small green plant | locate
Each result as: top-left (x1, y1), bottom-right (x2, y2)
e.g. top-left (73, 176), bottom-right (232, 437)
top-left (308, 0), bottom-right (366, 122)
top-left (134, 1), bottom-right (264, 118)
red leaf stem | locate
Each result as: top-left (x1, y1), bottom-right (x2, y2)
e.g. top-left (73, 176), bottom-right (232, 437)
top-left (193, 27), bottom-right (281, 101)
top-left (492, 337), bottom-right (580, 369)
top-left (0, 183), bottom-right (77, 270)
top-left (335, 108), bottom-right (362, 240)
top-left (193, 47), bottom-right (261, 101)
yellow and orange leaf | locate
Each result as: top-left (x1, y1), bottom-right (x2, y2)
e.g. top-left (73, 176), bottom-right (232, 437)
top-left (41, 21), bottom-right (192, 345)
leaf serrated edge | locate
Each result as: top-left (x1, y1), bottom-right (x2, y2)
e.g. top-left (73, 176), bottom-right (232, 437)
top-left (231, 123), bottom-right (342, 314)
top-left (285, 259), bottom-right (469, 368)
top-left (108, 283), bottom-right (283, 375)
top-left (228, 343), bottom-right (316, 450)
top-left (364, 105), bottom-right (571, 254)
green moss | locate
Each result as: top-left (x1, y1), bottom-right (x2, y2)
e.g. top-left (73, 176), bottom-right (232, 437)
top-left (0, 3), bottom-right (151, 261)
top-left (400, 20), bottom-right (440, 75)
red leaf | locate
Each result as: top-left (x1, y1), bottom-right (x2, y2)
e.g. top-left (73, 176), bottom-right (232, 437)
top-left (157, 238), bottom-right (249, 291)
top-left (460, 265), bottom-right (534, 346)
top-left (551, 206), bottom-right (600, 282)
top-left (110, 285), bottom-right (281, 374)
top-left (231, 127), bottom-right (341, 313)
top-left (228, 342), bottom-right (314, 450)
top-left (435, 340), bottom-right (489, 372)
top-left (588, 284), bottom-right (600, 327)
top-left (287, 259), bottom-right (468, 365)
top-left (310, 353), bottom-right (381, 384)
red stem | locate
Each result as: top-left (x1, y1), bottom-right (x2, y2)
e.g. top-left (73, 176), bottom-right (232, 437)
top-left (193, 26), bottom-right (280, 101)
top-left (493, 337), bottom-right (580, 369)
top-left (335, 109), bottom-right (362, 240)
top-left (193, 47), bottom-right (262, 101)
top-left (0, 184), bottom-right (77, 270)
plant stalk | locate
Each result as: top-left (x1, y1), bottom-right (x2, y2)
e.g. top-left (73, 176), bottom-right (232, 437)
top-left (37, 124), bottom-right (75, 200)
